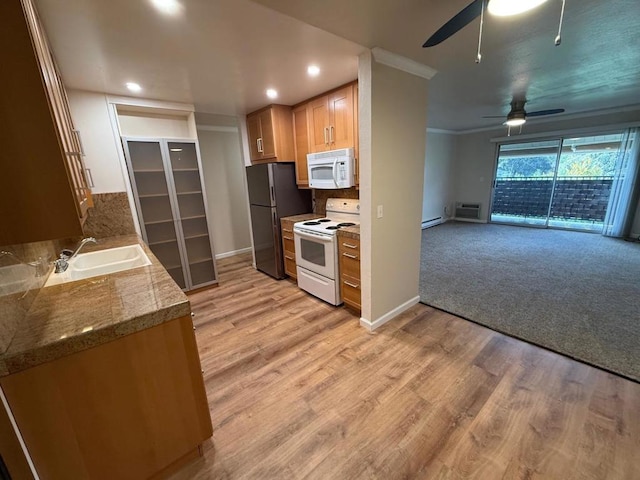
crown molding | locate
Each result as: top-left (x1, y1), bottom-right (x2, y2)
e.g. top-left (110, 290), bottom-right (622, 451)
top-left (371, 47), bottom-right (437, 80)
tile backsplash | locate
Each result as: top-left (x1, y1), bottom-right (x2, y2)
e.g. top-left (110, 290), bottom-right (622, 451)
top-left (83, 192), bottom-right (136, 238)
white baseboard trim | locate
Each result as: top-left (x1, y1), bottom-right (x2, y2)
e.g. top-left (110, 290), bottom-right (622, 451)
top-left (421, 217), bottom-right (448, 229)
top-left (360, 295), bottom-right (420, 332)
top-left (453, 217), bottom-right (487, 224)
top-left (215, 247), bottom-right (252, 260)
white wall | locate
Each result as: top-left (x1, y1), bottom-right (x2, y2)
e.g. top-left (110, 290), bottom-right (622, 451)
top-left (454, 109), bottom-right (640, 223)
top-left (359, 51), bottom-right (429, 328)
top-left (117, 110), bottom-right (193, 138)
top-left (67, 90), bottom-right (127, 193)
top-left (197, 125), bottom-right (252, 257)
top-left (423, 131), bottom-right (456, 223)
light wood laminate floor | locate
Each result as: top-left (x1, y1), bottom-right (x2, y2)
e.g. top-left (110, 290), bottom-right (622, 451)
top-left (171, 253), bottom-right (640, 480)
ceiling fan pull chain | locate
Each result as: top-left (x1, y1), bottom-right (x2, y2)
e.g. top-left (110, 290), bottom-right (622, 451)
top-left (555, 0), bottom-right (566, 46)
top-left (475, 0), bottom-right (486, 63)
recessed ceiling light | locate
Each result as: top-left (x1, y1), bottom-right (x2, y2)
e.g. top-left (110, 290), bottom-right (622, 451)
top-left (170, 148), bottom-right (183, 152)
top-left (150, 0), bottom-right (182, 15)
top-left (488, 0), bottom-right (548, 17)
top-left (307, 65), bottom-right (320, 77)
top-left (266, 89), bottom-right (278, 99)
top-left (126, 82), bottom-right (142, 92)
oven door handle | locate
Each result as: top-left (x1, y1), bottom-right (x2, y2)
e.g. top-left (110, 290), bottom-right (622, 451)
top-left (332, 157), bottom-right (339, 188)
top-left (294, 228), bottom-right (335, 243)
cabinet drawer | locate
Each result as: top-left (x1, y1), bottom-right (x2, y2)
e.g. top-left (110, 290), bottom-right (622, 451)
top-left (339, 248), bottom-right (360, 279)
top-left (341, 274), bottom-right (361, 310)
top-left (282, 233), bottom-right (295, 253)
top-left (339, 237), bottom-right (360, 251)
top-left (284, 254), bottom-right (297, 279)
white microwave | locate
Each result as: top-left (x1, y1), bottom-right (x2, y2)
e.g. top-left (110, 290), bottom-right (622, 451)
top-left (307, 148), bottom-right (355, 189)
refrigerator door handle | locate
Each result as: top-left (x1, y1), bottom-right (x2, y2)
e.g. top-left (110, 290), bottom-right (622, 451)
top-left (270, 185), bottom-right (275, 204)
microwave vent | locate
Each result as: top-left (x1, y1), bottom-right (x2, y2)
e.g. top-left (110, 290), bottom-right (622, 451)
top-left (307, 148), bottom-right (354, 160)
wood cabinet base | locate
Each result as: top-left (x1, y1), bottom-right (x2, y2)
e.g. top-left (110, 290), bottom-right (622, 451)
top-left (0, 316), bottom-right (212, 480)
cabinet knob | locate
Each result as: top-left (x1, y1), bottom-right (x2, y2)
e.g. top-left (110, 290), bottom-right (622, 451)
top-left (191, 312), bottom-right (195, 317)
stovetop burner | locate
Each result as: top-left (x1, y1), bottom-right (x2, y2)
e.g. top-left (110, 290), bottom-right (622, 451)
top-left (336, 222), bottom-right (356, 227)
top-left (317, 218), bottom-right (331, 222)
top-left (303, 221), bottom-right (321, 226)
top-left (326, 226), bottom-right (339, 230)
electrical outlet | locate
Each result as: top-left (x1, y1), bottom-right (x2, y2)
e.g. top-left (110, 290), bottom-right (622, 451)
top-left (377, 205), bottom-right (383, 218)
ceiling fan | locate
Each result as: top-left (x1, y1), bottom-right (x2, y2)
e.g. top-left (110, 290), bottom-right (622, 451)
top-left (484, 98), bottom-right (565, 133)
top-left (423, 0), bottom-right (566, 63)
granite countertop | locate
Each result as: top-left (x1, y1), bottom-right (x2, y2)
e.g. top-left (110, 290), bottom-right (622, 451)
top-left (0, 235), bottom-right (190, 377)
top-left (337, 225), bottom-right (360, 240)
top-left (281, 213), bottom-right (323, 223)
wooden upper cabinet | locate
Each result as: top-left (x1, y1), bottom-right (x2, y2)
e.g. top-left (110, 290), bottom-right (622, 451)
top-left (306, 83), bottom-right (356, 153)
top-left (292, 104), bottom-right (310, 188)
top-left (328, 86), bottom-right (355, 150)
top-left (308, 96), bottom-right (331, 152)
top-left (246, 105), bottom-right (294, 163)
top-left (291, 81), bottom-right (358, 188)
top-left (0, 0), bottom-right (92, 244)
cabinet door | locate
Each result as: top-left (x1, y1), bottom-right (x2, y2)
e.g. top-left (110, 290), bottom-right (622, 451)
top-left (166, 141), bottom-right (217, 289)
top-left (24, 0), bottom-right (92, 222)
top-left (0, 316), bottom-right (212, 480)
top-left (292, 104), bottom-right (310, 187)
top-left (246, 113), bottom-right (262, 161)
top-left (123, 139), bottom-right (187, 290)
top-left (258, 109), bottom-right (276, 158)
top-left (307, 96), bottom-right (330, 152)
top-left (329, 85), bottom-right (355, 150)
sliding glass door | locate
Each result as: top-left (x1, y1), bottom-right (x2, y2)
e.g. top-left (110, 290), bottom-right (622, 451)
top-left (491, 140), bottom-right (560, 226)
top-left (491, 133), bottom-right (625, 232)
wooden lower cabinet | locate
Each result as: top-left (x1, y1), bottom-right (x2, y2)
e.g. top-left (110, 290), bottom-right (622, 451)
top-left (281, 219), bottom-right (297, 279)
top-left (0, 315), bottom-right (212, 480)
top-left (338, 235), bottom-right (361, 311)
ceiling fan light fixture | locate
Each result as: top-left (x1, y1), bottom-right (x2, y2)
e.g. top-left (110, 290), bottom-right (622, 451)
top-left (487, 0), bottom-right (548, 17)
top-left (504, 111), bottom-right (527, 126)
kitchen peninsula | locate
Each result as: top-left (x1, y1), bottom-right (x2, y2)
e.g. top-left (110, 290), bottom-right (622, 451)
top-left (0, 235), bottom-right (212, 480)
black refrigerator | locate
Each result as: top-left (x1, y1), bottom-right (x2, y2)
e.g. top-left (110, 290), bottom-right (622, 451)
top-left (246, 163), bottom-right (312, 279)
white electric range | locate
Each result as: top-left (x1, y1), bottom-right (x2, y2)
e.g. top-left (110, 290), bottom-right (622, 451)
top-left (293, 198), bottom-right (360, 305)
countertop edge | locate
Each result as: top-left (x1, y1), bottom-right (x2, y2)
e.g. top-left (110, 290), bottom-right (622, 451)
top-left (0, 235), bottom-right (191, 377)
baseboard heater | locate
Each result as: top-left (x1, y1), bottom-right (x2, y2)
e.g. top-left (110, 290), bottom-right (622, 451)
top-left (455, 202), bottom-right (481, 220)
top-left (422, 217), bottom-right (443, 229)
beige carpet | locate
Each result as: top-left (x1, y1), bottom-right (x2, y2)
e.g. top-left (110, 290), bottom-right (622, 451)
top-left (419, 221), bottom-right (640, 382)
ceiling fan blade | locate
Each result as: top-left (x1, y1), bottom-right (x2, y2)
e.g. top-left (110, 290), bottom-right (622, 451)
top-left (423, 0), bottom-right (483, 48)
top-left (527, 108), bottom-right (565, 117)
top-left (482, 115), bottom-right (507, 118)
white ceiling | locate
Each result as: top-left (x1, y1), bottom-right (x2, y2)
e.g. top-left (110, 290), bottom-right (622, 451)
top-left (36, 0), bottom-right (640, 131)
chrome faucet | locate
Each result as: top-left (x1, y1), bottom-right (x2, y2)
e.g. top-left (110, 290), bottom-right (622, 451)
top-left (54, 237), bottom-right (97, 273)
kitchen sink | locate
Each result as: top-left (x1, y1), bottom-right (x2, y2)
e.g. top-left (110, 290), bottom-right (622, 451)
top-left (45, 244), bottom-right (152, 286)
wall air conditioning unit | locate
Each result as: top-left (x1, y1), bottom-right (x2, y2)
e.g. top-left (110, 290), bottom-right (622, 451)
top-left (455, 202), bottom-right (481, 220)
